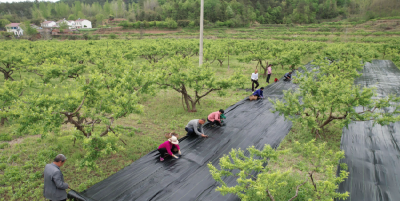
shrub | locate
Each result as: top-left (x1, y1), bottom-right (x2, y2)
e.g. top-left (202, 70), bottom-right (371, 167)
top-left (156, 21), bottom-right (165, 28)
top-left (83, 33), bottom-right (91, 40)
top-left (0, 163), bottom-right (6, 171)
top-left (119, 20), bottom-right (130, 28)
top-left (143, 21), bottom-right (150, 28)
top-left (188, 21), bottom-right (195, 28)
top-left (165, 18), bottom-right (178, 29)
top-left (68, 35), bottom-right (77, 40)
top-left (92, 34), bottom-right (100, 40)
top-left (149, 21), bottom-right (156, 27)
top-left (1, 32), bottom-right (13, 40)
top-left (208, 140), bottom-right (349, 201)
top-left (109, 33), bottom-right (117, 39)
top-left (216, 21), bottom-right (225, 27)
top-left (0, 133), bottom-right (12, 141)
top-left (0, 143), bottom-right (9, 149)
top-left (177, 20), bottom-right (190, 27)
top-left (133, 21), bottom-right (141, 28)
top-left (318, 27), bottom-right (331, 32)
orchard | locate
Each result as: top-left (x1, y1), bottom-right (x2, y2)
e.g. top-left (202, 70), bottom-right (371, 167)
top-left (1, 38), bottom-right (400, 200)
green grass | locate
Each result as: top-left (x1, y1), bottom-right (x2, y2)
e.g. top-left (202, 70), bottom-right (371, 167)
top-left (1, 20), bottom-right (399, 200)
top-left (0, 52), bottom-right (297, 200)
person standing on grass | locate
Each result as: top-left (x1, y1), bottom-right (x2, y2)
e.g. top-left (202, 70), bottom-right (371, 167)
top-left (252, 87), bottom-right (264, 99)
top-left (266, 64), bottom-right (272, 83)
top-left (185, 119), bottom-right (208, 138)
top-left (251, 69), bottom-right (259, 92)
top-left (158, 136), bottom-right (181, 161)
top-left (207, 109), bottom-right (224, 127)
top-left (44, 154), bottom-right (69, 201)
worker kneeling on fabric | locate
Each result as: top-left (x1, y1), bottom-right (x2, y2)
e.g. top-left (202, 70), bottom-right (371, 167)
top-left (252, 87), bottom-right (264, 99)
top-left (158, 136), bottom-right (181, 161)
top-left (185, 119), bottom-right (208, 138)
top-left (283, 72), bottom-right (292, 81)
top-left (207, 109), bottom-right (224, 127)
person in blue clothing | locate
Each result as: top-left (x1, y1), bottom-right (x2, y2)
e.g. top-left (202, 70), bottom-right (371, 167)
top-left (252, 87), bottom-right (264, 99)
top-left (283, 72), bottom-right (292, 81)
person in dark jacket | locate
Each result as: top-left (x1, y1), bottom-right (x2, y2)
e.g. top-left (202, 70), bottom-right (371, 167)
top-left (283, 72), bottom-right (292, 81)
top-left (252, 87), bottom-right (264, 99)
top-left (44, 154), bottom-right (69, 201)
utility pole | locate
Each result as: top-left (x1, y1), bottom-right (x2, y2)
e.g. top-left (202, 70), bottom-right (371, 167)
top-left (199, 0), bottom-right (204, 66)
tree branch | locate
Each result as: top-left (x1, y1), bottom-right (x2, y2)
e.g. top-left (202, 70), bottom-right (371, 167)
top-left (100, 117), bottom-right (114, 137)
top-left (72, 94), bottom-right (87, 115)
top-left (196, 88), bottom-right (221, 101)
top-left (309, 171), bottom-right (317, 191)
top-left (266, 189), bottom-right (275, 201)
top-left (156, 83), bottom-right (183, 93)
top-left (288, 179), bottom-right (308, 201)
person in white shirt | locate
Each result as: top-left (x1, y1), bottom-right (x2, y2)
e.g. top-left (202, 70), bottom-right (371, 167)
top-left (251, 69), bottom-right (259, 92)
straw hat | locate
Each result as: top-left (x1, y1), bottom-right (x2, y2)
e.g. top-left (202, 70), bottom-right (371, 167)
top-left (168, 136), bottom-right (179, 145)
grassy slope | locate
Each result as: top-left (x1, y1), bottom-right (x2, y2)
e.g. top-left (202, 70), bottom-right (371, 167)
top-left (0, 54), bottom-right (295, 200)
top-left (1, 19), bottom-right (399, 200)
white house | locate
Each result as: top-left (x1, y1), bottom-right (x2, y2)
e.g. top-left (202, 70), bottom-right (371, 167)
top-left (56, 19), bottom-right (76, 29)
top-left (67, 20), bottom-right (76, 29)
top-left (5, 23), bottom-right (24, 36)
top-left (75, 19), bottom-right (92, 29)
top-left (41, 20), bottom-right (56, 28)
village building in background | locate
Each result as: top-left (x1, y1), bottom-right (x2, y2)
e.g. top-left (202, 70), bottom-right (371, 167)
top-left (41, 21), bottom-right (57, 28)
top-left (5, 23), bottom-right (24, 36)
top-left (56, 19), bottom-right (76, 29)
top-left (5, 18), bottom-right (92, 38)
top-left (75, 19), bottom-right (92, 29)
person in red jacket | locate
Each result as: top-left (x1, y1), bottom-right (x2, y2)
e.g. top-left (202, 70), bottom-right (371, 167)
top-left (158, 136), bottom-right (181, 161)
top-left (207, 109), bottom-right (224, 127)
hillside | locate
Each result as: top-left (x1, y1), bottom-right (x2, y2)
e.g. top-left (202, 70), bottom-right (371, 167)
top-left (0, 0), bottom-right (399, 28)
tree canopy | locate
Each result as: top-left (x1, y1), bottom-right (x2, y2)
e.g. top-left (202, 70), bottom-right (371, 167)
top-left (1, 0), bottom-right (399, 28)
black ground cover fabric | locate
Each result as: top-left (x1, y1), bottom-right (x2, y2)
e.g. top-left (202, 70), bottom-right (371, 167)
top-left (67, 66), bottom-right (310, 201)
top-left (338, 60), bottom-right (400, 201)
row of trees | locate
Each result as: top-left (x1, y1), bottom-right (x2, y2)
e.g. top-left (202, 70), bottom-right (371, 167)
top-left (1, 0), bottom-right (399, 28)
top-left (2, 39), bottom-right (400, 169)
top-left (208, 42), bottom-right (400, 201)
top-left (0, 39), bottom-right (318, 168)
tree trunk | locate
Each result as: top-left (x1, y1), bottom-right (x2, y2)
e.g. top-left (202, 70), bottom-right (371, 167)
top-left (190, 100), bottom-right (197, 112)
top-left (259, 60), bottom-right (267, 78)
top-left (183, 93), bottom-right (191, 112)
top-left (0, 117), bottom-right (7, 126)
top-left (3, 71), bottom-right (14, 81)
top-left (218, 59), bottom-right (223, 67)
top-left (181, 84), bottom-right (193, 112)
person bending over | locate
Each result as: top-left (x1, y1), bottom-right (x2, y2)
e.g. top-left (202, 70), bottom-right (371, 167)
top-left (284, 72), bottom-right (292, 81)
top-left (158, 136), bottom-right (181, 161)
top-left (207, 109), bottom-right (224, 127)
top-left (252, 87), bottom-right (264, 99)
top-left (185, 119), bottom-right (208, 138)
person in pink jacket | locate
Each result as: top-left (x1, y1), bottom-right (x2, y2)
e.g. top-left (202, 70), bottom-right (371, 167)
top-left (266, 64), bottom-right (272, 83)
top-left (158, 136), bottom-right (181, 161)
top-left (207, 109), bottom-right (224, 127)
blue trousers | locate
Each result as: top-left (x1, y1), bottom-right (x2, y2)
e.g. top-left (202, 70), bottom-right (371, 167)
top-left (185, 127), bottom-right (201, 136)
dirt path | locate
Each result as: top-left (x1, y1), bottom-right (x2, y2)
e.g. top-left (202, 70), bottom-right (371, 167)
top-left (94, 27), bottom-right (181, 34)
top-left (7, 134), bottom-right (41, 147)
